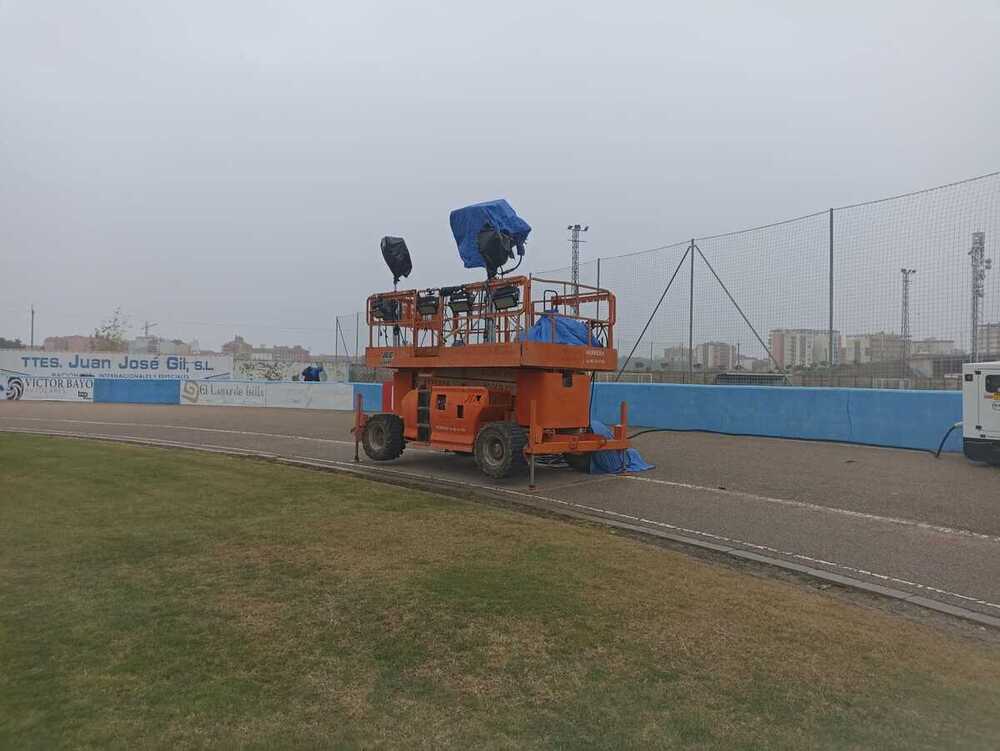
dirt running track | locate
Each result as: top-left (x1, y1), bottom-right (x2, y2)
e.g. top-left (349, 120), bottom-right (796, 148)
top-left (4, 401), bottom-right (1000, 625)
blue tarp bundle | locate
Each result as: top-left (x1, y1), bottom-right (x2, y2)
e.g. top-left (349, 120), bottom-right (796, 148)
top-left (588, 419), bottom-right (655, 474)
top-left (521, 311), bottom-right (601, 346)
top-left (449, 199), bottom-right (531, 270)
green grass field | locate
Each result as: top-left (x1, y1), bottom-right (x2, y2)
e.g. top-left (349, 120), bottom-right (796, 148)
top-left (1, 434), bottom-right (999, 749)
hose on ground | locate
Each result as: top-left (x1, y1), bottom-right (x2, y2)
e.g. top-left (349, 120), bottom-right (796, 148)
top-left (934, 422), bottom-right (963, 459)
top-left (627, 423), bottom-right (965, 459)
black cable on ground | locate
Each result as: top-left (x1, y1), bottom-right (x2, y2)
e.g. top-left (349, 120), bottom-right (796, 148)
top-left (627, 425), bottom-right (963, 458)
top-left (934, 422), bottom-right (962, 459)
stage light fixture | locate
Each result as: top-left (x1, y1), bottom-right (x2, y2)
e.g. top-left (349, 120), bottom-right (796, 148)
top-left (448, 289), bottom-right (472, 315)
top-left (491, 285), bottom-right (520, 310)
top-left (416, 292), bottom-right (440, 316)
top-left (372, 297), bottom-right (401, 322)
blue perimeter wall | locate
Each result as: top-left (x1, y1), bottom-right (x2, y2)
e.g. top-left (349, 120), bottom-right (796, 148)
top-left (87, 380), bottom-right (962, 454)
top-left (591, 383), bottom-right (963, 453)
top-left (353, 383), bottom-right (382, 412)
top-left (94, 379), bottom-right (181, 405)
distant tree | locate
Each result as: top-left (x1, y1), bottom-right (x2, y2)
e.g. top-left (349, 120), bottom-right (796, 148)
top-left (92, 308), bottom-right (130, 352)
top-left (0, 337), bottom-right (24, 349)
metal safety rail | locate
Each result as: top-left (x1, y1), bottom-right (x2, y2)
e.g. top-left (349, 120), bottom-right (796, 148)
top-left (366, 275), bottom-right (616, 356)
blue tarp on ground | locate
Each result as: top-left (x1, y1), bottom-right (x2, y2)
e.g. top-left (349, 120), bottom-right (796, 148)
top-left (589, 419), bottom-right (655, 474)
top-left (449, 199), bottom-right (531, 270)
top-left (521, 311), bottom-right (599, 346)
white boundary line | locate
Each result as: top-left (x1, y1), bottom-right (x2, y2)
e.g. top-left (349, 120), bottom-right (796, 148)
top-left (622, 475), bottom-right (1000, 544)
top-left (4, 425), bottom-right (1000, 616)
top-left (278, 453), bottom-right (1000, 612)
top-left (0, 416), bottom-right (358, 445)
top-left (7, 416), bottom-right (996, 544)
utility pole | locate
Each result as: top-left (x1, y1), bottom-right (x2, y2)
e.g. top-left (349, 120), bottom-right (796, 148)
top-left (143, 321), bottom-right (158, 338)
top-left (30, 305), bottom-right (35, 349)
top-left (567, 224), bottom-right (588, 314)
top-left (900, 268), bottom-right (916, 364)
top-left (970, 232), bottom-right (991, 361)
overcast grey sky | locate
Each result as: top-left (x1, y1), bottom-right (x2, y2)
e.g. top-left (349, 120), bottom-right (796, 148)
top-left (2, 0), bottom-right (998, 352)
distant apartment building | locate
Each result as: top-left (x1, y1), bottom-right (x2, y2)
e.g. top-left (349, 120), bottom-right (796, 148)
top-left (222, 335), bottom-right (253, 355)
top-left (976, 323), bottom-right (1000, 358)
top-left (841, 332), bottom-right (904, 365)
top-left (910, 338), bottom-right (958, 357)
top-left (695, 342), bottom-right (736, 370)
top-left (129, 336), bottom-right (160, 354)
top-left (43, 335), bottom-right (94, 351)
top-left (221, 335), bottom-right (310, 362)
top-left (661, 345), bottom-right (691, 370)
top-left (768, 329), bottom-right (841, 369)
top-left (128, 336), bottom-right (196, 355)
top-left (737, 355), bottom-right (771, 372)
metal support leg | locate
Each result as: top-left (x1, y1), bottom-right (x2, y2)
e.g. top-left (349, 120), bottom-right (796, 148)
top-left (528, 398), bottom-right (537, 490)
top-left (353, 393), bottom-right (363, 463)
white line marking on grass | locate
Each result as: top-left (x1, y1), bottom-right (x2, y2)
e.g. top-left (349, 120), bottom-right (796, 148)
top-left (621, 474), bottom-right (1000, 544)
top-left (283, 454), bottom-right (1000, 612)
top-left (0, 416), bottom-right (359, 445)
top-left (4, 426), bottom-right (1000, 615)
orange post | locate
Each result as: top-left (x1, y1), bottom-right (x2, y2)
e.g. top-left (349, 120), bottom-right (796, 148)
top-left (352, 392), bottom-right (365, 463)
top-left (528, 399), bottom-right (537, 489)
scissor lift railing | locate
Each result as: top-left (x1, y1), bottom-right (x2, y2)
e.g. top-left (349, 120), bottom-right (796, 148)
top-left (366, 275), bottom-right (616, 365)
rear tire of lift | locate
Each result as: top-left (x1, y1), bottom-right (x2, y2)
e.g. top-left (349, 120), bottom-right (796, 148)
top-left (474, 422), bottom-right (528, 479)
top-left (362, 413), bottom-right (405, 461)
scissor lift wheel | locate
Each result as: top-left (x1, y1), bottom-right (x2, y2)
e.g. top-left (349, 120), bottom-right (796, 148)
top-left (474, 422), bottom-right (527, 479)
top-left (362, 413), bottom-right (405, 461)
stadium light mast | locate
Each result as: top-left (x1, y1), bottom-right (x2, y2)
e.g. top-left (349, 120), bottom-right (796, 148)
top-left (970, 232), bottom-right (992, 361)
top-left (900, 268), bottom-right (916, 363)
top-left (567, 223), bottom-right (589, 314)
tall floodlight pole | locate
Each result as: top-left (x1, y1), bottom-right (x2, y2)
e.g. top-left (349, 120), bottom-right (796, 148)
top-left (567, 224), bottom-right (588, 314)
top-left (900, 268), bottom-right (916, 363)
top-left (970, 232), bottom-right (992, 361)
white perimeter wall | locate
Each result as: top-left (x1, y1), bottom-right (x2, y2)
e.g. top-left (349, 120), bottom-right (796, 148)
top-left (179, 380), bottom-right (354, 410)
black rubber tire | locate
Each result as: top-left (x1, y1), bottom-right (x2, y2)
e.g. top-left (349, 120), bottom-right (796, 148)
top-left (563, 453), bottom-right (591, 473)
top-left (362, 413), bottom-right (405, 461)
top-left (474, 422), bottom-right (528, 479)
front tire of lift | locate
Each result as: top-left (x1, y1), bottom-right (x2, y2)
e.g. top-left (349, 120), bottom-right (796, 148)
top-left (474, 422), bottom-right (528, 479)
top-left (362, 413), bottom-right (405, 461)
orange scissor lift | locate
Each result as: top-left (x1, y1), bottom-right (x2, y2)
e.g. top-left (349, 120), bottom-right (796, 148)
top-left (353, 274), bottom-right (630, 487)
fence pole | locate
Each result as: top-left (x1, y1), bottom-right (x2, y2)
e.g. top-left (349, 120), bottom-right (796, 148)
top-left (595, 258), bottom-right (601, 328)
top-left (828, 208), bottom-right (834, 368)
top-left (688, 239), bottom-right (695, 378)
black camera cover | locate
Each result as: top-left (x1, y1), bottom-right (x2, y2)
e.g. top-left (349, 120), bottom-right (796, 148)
top-left (476, 225), bottom-right (513, 275)
top-left (380, 236), bottom-right (412, 284)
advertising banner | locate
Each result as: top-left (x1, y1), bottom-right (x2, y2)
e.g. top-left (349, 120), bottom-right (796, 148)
top-left (0, 350), bottom-right (232, 380)
top-left (232, 357), bottom-right (350, 383)
top-left (179, 380), bottom-right (266, 407)
top-left (265, 382), bottom-right (354, 410)
top-left (2, 375), bottom-right (94, 402)
top-left (179, 380), bottom-right (355, 410)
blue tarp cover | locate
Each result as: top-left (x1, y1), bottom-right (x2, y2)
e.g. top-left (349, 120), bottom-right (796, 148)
top-left (521, 311), bottom-right (599, 346)
top-left (449, 199), bottom-right (531, 270)
top-left (589, 419), bottom-right (655, 474)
